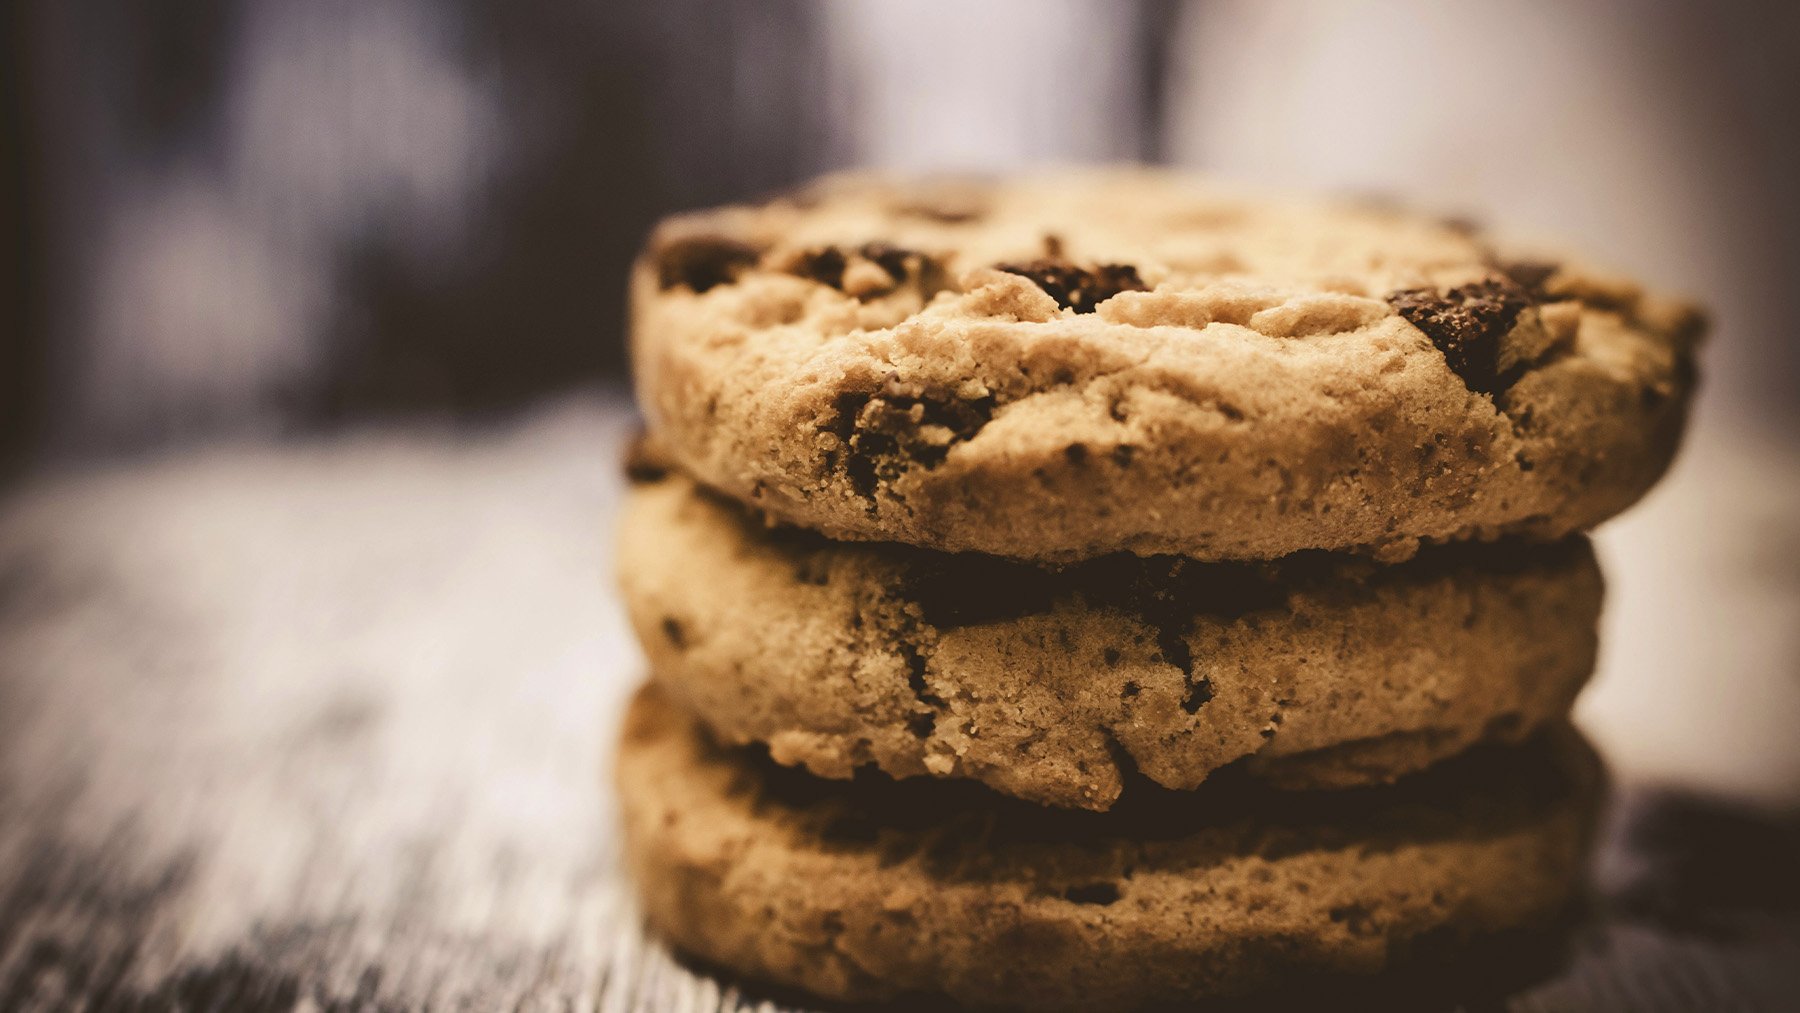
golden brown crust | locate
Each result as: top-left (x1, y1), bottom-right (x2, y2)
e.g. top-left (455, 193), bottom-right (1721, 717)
top-left (631, 169), bottom-right (1703, 562)
top-left (616, 684), bottom-right (1602, 1010)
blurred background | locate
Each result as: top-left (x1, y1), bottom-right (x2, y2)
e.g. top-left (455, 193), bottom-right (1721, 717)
top-left (2, 2), bottom-right (1798, 1006)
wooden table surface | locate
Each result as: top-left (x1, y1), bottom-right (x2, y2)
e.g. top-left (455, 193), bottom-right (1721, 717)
top-left (2, 393), bottom-right (1797, 1011)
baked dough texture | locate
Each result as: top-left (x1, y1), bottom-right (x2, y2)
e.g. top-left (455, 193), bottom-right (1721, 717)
top-left (631, 169), bottom-right (1703, 563)
top-left (620, 468), bottom-right (1602, 810)
top-left (616, 684), bottom-right (1601, 1010)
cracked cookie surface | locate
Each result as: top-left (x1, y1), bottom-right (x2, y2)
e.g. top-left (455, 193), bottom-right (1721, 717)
top-left (620, 468), bottom-right (1602, 810)
top-left (616, 683), bottom-right (1600, 1010)
top-left (631, 169), bottom-right (1703, 563)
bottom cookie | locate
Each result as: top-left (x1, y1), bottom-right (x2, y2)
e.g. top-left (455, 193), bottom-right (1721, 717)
top-left (616, 684), bottom-right (1602, 1011)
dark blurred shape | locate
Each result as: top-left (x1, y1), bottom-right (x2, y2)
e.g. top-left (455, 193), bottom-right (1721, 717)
top-left (329, 3), bottom-right (834, 423)
top-left (12, 0), bottom-right (841, 461)
top-left (4, 0), bottom-right (40, 477)
top-left (1606, 788), bottom-right (1800, 934)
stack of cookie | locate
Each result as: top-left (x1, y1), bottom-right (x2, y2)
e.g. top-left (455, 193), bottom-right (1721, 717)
top-left (615, 171), bottom-right (1702, 1009)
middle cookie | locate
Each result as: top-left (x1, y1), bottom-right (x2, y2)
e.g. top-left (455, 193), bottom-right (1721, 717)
top-left (621, 468), bottom-right (1601, 811)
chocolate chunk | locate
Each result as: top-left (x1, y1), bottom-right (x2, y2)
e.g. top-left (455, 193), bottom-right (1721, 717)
top-left (995, 260), bottom-right (1147, 313)
top-left (828, 379), bottom-right (996, 501)
top-left (828, 391), bottom-right (877, 498)
top-left (652, 235), bottom-right (761, 292)
top-left (791, 243), bottom-right (944, 299)
top-left (858, 242), bottom-right (914, 282)
top-left (1387, 277), bottom-right (1534, 393)
top-left (792, 246), bottom-right (849, 287)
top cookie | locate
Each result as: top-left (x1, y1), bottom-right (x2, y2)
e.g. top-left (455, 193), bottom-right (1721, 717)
top-left (631, 169), bottom-right (1703, 563)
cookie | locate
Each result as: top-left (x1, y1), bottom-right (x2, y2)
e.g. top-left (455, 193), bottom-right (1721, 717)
top-left (631, 169), bottom-right (1703, 563)
top-left (620, 467), bottom-right (1602, 810)
top-left (616, 683), bottom-right (1601, 1010)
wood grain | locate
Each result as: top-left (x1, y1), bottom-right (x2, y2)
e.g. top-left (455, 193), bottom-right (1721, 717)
top-left (1, 394), bottom-right (1796, 1011)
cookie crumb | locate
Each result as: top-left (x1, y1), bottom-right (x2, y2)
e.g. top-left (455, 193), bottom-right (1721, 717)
top-left (1387, 277), bottom-right (1534, 394)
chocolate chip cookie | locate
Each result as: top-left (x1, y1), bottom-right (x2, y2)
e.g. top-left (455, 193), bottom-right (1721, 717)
top-left (616, 683), bottom-right (1601, 1010)
top-left (620, 466), bottom-right (1602, 810)
top-left (631, 170), bottom-right (1702, 562)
